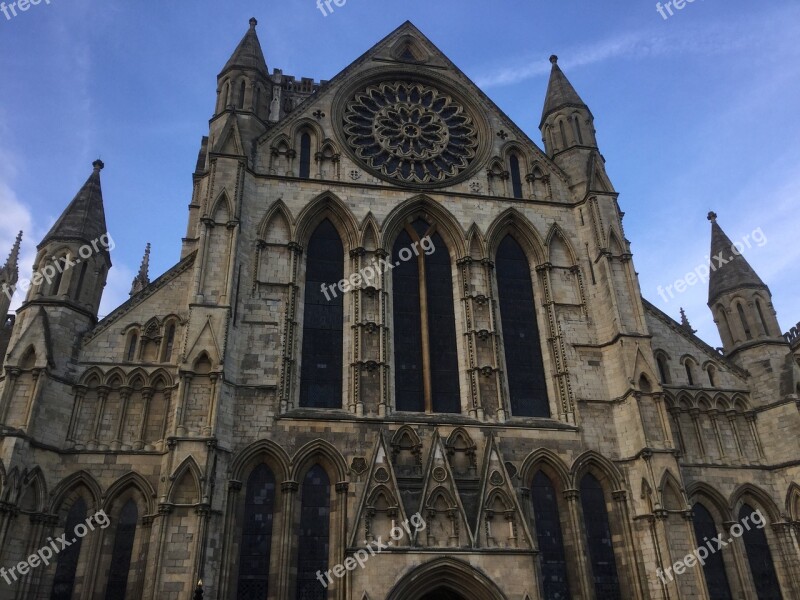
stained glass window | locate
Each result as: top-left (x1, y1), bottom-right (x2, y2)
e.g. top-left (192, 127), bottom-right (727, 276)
top-left (300, 219), bottom-right (344, 408)
top-left (237, 464), bottom-right (276, 600)
top-left (295, 465), bottom-right (330, 600)
top-left (739, 504), bottom-right (782, 599)
top-left (580, 474), bottom-right (621, 600)
top-left (692, 503), bottom-right (733, 600)
top-left (495, 235), bottom-right (549, 417)
top-left (104, 498), bottom-right (138, 600)
top-left (510, 154), bottom-right (523, 199)
top-left (299, 133), bottom-right (312, 179)
top-left (531, 472), bottom-right (570, 599)
top-left (50, 498), bottom-right (87, 600)
top-left (393, 219), bottom-right (460, 413)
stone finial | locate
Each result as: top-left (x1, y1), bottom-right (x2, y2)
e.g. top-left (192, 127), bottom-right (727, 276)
top-left (130, 243), bottom-right (151, 296)
top-left (249, 17), bottom-right (257, 29)
top-left (679, 307), bottom-right (697, 334)
top-left (707, 211), bottom-right (717, 222)
top-left (92, 159), bottom-right (104, 171)
top-left (549, 55), bottom-right (558, 65)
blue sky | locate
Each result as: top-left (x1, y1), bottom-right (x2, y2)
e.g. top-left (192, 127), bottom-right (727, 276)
top-left (1, 0), bottom-right (798, 346)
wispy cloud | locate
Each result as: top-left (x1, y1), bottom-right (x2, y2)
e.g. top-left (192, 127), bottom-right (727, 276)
top-left (475, 4), bottom-right (800, 88)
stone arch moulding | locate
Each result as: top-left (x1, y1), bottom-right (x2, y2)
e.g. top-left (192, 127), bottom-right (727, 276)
top-left (385, 556), bottom-right (507, 600)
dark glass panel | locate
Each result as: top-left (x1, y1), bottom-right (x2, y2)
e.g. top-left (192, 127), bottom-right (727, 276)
top-left (393, 229), bottom-right (424, 412)
top-left (237, 464), bottom-right (276, 600)
top-left (299, 133), bottom-right (312, 179)
top-left (510, 154), bottom-right (523, 199)
top-left (495, 235), bottom-right (549, 417)
top-left (104, 499), bottom-right (138, 600)
top-left (424, 231), bottom-right (460, 413)
top-left (580, 474), bottom-right (621, 600)
top-left (50, 498), bottom-right (87, 600)
top-left (692, 503), bottom-right (733, 600)
top-left (300, 219), bottom-right (344, 408)
top-left (532, 472), bottom-right (570, 599)
top-left (295, 465), bottom-right (330, 600)
top-left (739, 504), bottom-right (782, 600)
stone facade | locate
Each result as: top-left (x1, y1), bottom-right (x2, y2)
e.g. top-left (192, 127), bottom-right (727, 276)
top-left (0, 19), bottom-right (798, 600)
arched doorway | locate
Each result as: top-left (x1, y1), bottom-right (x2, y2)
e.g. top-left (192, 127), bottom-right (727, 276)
top-left (387, 557), bottom-right (507, 600)
top-left (420, 590), bottom-right (467, 600)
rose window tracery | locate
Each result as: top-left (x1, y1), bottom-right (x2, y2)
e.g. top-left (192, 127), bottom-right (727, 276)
top-left (342, 81), bottom-right (479, 185)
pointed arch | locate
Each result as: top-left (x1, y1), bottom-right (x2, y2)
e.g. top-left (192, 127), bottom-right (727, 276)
top-left (545, 223), bottom-right (578, 266)
top-left (257, 199), bottom-right (294, 243)
top-left (49, 470), bottom-right (103, 513)
top-left (79, 367), bottom-right (105, 387)
top-left (570, 450), bottom-right (624, 490)
top-left (295, 192), bottom-right (359, 251)
top-left (386, 556), bottom-right (506, 600)
top-left (149, 368), bottom-right (174, 389)
top-left (520, 448), bottom-right (570, 490)
top-left (291, 438), bottom-right (348, 483)
top-left (104, 367), bottom-right (127, 388)
top-left (729, 483), bottom-right (781, 522)
top-left (366, 483), bottom-right (401, 509)
top-left (390, 425), bottom-right (422, 449)
top-left (485, 207), bottom-right (546, 266)
top-left (658, 470), bottom-right (685, 510)
top-left (786, 483), bottom-right (800, 521)
top-left (209, 189), bottom-right (233, 223)
top-left (686, 481), bottom-right (732, 523)
top-left (607, 228), bottom-right (625, 256)
top-left (19, 466), bottom-right (47, 512)
top-left (102, 471), bottom-right (156, 515)
top-left (465, 223), bottom-right (485, 259)
top-left (360, 213), bottom-right (380, 251)
top-left (167, 456), bottom-right (203, 505)
top-left (484, 488), bottom-right (514, 511)
top-left (381, 194), bottom-right (467, 258)
top-left (230, 438), bottom-right (291, 482)
top-left (289, 117), bottom-right (324, 145)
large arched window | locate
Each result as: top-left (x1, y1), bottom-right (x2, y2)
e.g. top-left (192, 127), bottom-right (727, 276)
top-left (509, 154), bottom-right (523, 199)
top-left (495, 235), bottom-right (549, 417)
top-left (739, 504), bottom-right (782, 599)
top-left (393, 219), bottom-right (460, 413)
top-left (580, 474), bottom-right (621, 599)
top-left (50, 498), bottom-right (87, 600)
top-left (299, 132), bottom-right (312, 179)
top-left (531, 472), bottom-right (569, 598)
top-left (104, 498), bottom-right (138, 600)
top-left (692, 503), bottom-right (733, 600)
top-left (295, 465), bottom-right (330, 600)
top-left (300, 219), bottom-right (344, 408)
top-left (237, 465), bottom-right (276, 600)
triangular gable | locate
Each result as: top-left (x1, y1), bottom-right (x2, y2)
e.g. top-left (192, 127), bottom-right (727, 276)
top-left (475, 435), bottom-right (533, 549)
top-left (349, 432), bottom-right (410, 548)
top-left (255, 21), bottom-right (564, 180)
top-left (417, 429), bottom-right (472, 547)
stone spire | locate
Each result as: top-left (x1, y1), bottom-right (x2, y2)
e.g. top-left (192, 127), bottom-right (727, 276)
top-left (219, 17), bottom-right (268, 77)
top-left (39, 160), bottom-right (109, 256)
top-left (1, 230), bottom-right (22, 283)
top-left (130, 243), bottom-right (151, 296)
top-left (540, 55), bottom-right (591, 127)
top-left (707, 211), bottom-right (767, 305)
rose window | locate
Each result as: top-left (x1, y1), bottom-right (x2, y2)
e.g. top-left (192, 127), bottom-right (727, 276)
top-left (342, 81), bottom-right (479, 185)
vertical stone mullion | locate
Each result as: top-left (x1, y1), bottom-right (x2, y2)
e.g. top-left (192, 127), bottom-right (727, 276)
top-left (135, 388), bottom-right (153, 450)
top-left (0, 368), bottom-right (20, 422)
top-left (278, 480), bottom-right (298, 599)
top-left (111, 387), bottom-right (132, 450)
top-left (23, 368), bottom-right (44, 432)
top-left (146, 504), bottom-right (174, 600)
top-left (689, 409), bottom-right (706, 459)
top-left (563, 489), bottom-right (593, 599)
top-left (174, 374), bottom-right (193, 437)
top-left (90, 387), bottom-right (109, 448)
top-left (66, 386), bottom-right (87, 445)
top-left (216, 480), bottom-right (242, 600)
top-left (745, 412), bottom-right (765, 460)
top-left (727, 411), bottom-right (744, 458)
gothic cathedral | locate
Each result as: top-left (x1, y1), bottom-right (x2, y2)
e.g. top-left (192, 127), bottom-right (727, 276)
top-left (1, 19), bottom-right (799, 600)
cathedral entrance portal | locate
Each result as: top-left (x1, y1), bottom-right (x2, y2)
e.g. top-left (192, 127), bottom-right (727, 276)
top-left (420, 590), bottom-right (468, 600)
top-left (385, 557), bottom-right (507, 600)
